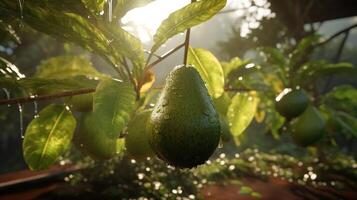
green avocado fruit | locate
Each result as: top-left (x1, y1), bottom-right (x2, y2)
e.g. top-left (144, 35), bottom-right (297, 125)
top-left (149, 65), bottom-right (220, 168)
top-left (275, 89), bottom-right (309, 118)
top-left (125, 110), bottom-right (155, 160)
top-left (73, 112), bottom-right (117, 160)
top-left (67, 93), bottom-right (93, 112)
top-left (291, 106), bottom-right (326, 146)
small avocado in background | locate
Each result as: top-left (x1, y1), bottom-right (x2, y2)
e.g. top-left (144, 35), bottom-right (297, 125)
top-left (125, 110), bottom-right (155, 160)
top-left (291, 106), bottom-right (326, 146)
top-left (67, 93), bottom-right (93, 112)
top-left (73, 112), bottom-right (117, 160)
top-left (275, 89), bottom-right (309, 119)
top-left (149, 65), bottom-right (220, 168)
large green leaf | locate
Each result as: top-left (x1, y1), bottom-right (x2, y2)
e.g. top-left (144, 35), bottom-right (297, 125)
top-left (19, 76), bottom-right (98, 95)
top-left (227, 92), bottom-right (258, 137)
top-left (23, 104), bottom-right (76, 170)
top-left (188, 47), bottom-right (224, 98)
top-left (0, 1), bottom-right (142, 80)
top-left (93, 79), bottom-right (136, 138)
top-left (323, 85), bottom-right (357, 114)
top-left (334, 111), bottom-right (357, 138)
top-left (35, 56), bottom-right (103, 79)
top-left (298, 61), bottom-right (355, 82)
top-left (151, 0), bottom-right (226, 52)
top-left (101, 24), bottom-right (145, 79)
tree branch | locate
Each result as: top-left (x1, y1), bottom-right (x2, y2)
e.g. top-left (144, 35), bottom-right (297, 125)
top-left (144, 50), bottom-right (162, 59)
top-left (146, 43), bottom-right (185, 70)
top-left (316, 23), bottom-right (357, 47)
top-left (0, 88), bottom-right (95, 106)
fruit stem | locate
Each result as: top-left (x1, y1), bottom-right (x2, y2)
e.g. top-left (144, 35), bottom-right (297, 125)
top-left (183, 0), bottom-right (196, 65)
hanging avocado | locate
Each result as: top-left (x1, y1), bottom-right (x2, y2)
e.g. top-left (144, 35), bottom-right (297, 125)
top-left (291, 106), bottom-right (326, 146)
top-left (67, 93), bottom-right (93, 112)
top-left (149, 65), bottom-right (220, 168)
top-left (275, 89), bottom-right (309, 119)
top-left (125, 110), bottom-right (155, 160)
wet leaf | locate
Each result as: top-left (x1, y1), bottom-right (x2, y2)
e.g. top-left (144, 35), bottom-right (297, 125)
top-left (151, 0), bottom-right (226, 52)
top-left (93, 79), bottom-right (136, 138)
top-left (35, 56), bottom-right (104, 79)
top-left (23, 104), bottom-right (76, 170)
top-left (227, 92), bottom-right (259, 137)
top-left (188, 47), bottom-right (224, 98)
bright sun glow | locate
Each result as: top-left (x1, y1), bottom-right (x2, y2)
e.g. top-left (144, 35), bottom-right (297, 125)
top-left (121, 0), bottom-right (190, 43)
top-left (121, 0), bottom-right (273, 43)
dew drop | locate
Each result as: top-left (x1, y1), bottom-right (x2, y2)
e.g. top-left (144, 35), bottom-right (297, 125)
top-left (18, 0), bottom-right (24, 19)
top-left (163, 115), bottom-right (170, 120)
top-left (33, 101), bottom-right (38, 117)
top-left (218, 138), bottom-right (223, 149)
top-left (2, 88), bottom-right (11, 107)
top-left (108, 0), bottom-right (113, 22)
top-left (18, 103), bottom-right (24, 139)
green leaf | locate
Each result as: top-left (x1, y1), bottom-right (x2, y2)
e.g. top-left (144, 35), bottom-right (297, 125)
top-left (19, 76), bottom-right (98, 95)
top-left (151, 0), bottom-right (227, 52)
top-left (221, 57), bottom-right (244, 78)
top-left (334, 111), bottom-right (357, 138)
top-left (0, 57), bottom-right (25, 79)
top-left (323, 85), bottom-right (357, 114)
top-left (227, 92), bottom-right (258, 137)
top-left (213, 92), bottom-right (231, 116)
top-left (239, 186), bottom-right (253, 195)
top-left (100, 24), bottom-right (145, 79)
top-left (298, 61), bottom-right (355, 82)
top-left (23, 104), bottom-right (76, 170)
top-left (114, 0), bottom-right (153, 19)
top-left (35, 56), bottom-right (103, 79)
top-left (81, 0), bottom-right (105, 15)
top-left (0, 2), bottom-right (125, 77)
top-left (93, 79), bottom-right (136, 138)
top-left (261, 47), bottom-right (286, 68)
top-left (188, 47), bottom-right (224, 98)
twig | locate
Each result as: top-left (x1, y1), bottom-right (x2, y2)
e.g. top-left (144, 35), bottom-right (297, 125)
top-left (144, 50), bottom-right (161, 59)
top-left (316, 23), bottom-right (357, 47)
top-left (146, 43), bottom-right (185, 69)
top-left (0, 88), bottom-right (95, 106)
top-left (323, 31), bottom-right (350, 93)
top-left (334, 31), bottom-right (350, 63)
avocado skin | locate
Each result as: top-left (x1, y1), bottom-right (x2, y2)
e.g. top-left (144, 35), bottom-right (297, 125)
top-left (149, 65), bottom-right (220, 168)
top-left (68, 93), bottom-right (93, 112)
top-left (276, 89), bottom-right (309, 118)
top-left (125, 110), bottom-right (155, 160)
top-left (73, 113), bottom-right (117, 160)
top-left (291, 106), bottom-right (326, 146)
